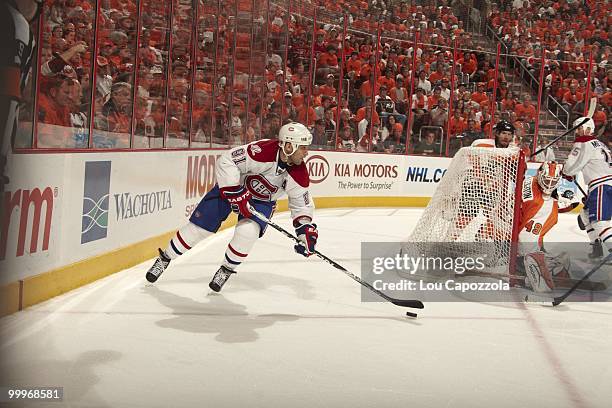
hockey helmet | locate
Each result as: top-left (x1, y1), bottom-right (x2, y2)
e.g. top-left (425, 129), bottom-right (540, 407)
top-left (494, 120), bottom-right (515, 134)
top-left (278, 122), bottom-right (312, 156)
top-left (572, 116), bottom-right (595, 136)
top-left (537, 161), bottom-right (562, 195)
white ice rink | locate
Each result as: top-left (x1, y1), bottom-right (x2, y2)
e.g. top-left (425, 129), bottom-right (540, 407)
top-left (1, 208), bottom-right (611, 408)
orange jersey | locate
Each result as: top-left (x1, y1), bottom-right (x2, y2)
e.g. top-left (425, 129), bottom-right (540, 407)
top-left (518, 177), bottom-right (558, 254)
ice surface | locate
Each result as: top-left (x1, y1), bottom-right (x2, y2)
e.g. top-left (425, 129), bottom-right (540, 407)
top-left (1, 209), bottom-right (611, 408)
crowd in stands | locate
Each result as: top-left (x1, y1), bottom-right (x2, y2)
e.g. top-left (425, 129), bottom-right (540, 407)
top-left (489, 0), bottom-right (612, 141)
top-left (25, 0), bottom-right (610, 154)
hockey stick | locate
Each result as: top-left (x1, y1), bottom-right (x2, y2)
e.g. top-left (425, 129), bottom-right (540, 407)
top-left (463, 269), bottom-right (606, 291)
top-left (249, 209), bottom-right (425, 312)
top-left (530, 96), bottom-right (597, 158)
top-left (524, 252), bottom-right (612, 306)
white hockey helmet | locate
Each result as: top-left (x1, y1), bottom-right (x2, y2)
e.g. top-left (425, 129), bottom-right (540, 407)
top-left (572, 116), bottom-right (595, 136)
top-left (537, 161), bottom-right (562, 195)
top-left (278, 122), bottom-right (312, 155)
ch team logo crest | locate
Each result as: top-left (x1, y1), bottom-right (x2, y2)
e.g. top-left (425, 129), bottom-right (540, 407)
top-left (245, 175), bottom-right (278, 200)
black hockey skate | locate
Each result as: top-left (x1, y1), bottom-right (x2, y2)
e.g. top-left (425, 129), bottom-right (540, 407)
top-left (208, 266), bottom-right (236, 292)
top-left (588, 240), bottom-right (604, 259)
top-left (145, 249), bottom-right (171, 283)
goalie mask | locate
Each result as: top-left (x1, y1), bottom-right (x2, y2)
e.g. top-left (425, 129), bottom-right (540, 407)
top-left (572, 116), bottom-right (595, 136)
top-left (537, 161), bottom-right (562, 195)
top-left (278, 122), bottom-right (312, 156)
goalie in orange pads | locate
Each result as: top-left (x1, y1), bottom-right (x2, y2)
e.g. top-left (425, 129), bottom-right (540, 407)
top-left (517, 161), bottom-right (580, 292)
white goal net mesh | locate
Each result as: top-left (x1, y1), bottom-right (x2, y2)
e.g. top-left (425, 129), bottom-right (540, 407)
top-left (405, 146), bottom-right (524, 271)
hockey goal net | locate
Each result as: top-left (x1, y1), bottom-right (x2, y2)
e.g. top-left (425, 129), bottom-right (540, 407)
top-left (405, 146), bottom-right (526, 275)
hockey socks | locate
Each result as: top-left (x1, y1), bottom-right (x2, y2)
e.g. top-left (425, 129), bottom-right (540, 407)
top-left (165, 222), bottom-right (213, 260)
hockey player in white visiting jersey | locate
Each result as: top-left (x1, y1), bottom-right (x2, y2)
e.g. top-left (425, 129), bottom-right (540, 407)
top-left (145, 122), bottom-right (318, 292)
top-left (562, 116), bottom-right (612, 259)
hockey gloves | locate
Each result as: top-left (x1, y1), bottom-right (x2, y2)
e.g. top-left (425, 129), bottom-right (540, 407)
top-left (561, 190), bottom-right (574, 200)
top-left (294, 222), bottom-right (318, 257)
top-left (220, 185), bottom-right (253, 218)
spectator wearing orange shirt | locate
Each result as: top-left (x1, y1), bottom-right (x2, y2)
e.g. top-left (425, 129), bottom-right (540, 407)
top-left (317, 45), bottom-right (339, 77)
top-left (378, 69), bottom-right (396, 91)
top-left (354, 97), bottom-right (380, 126)
top-left (345, 51), bottom-right (362, 80)
top-left (39, 76), bottom-right (80, 128)
top-left (514, 93), bottom-right (537, 124)
top-left (319, 74), bottom-right (337, 99)
top-left (471, 83), bottom-right (488, 105)
top-left (428, 64), bottom-right (445, 85)
top-left (459, 52), bottom-right (477, 75)
top-left (562, 83), bottom-right (584, 109)
top-left (360, 73), bottom-right (379, 102)
top-left (449, 113), bottom-right (467, 136)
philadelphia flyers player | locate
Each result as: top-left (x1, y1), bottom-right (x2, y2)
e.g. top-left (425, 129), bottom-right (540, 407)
top-left (1, 0), bottom-right (42, 191)
top-left (145, 122), bottom-right (317, 292)
top-left (517, 161), bottom-right (580, 292)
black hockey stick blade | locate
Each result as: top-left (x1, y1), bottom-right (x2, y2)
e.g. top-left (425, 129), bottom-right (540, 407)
top-left (390, 299), bottom-right (425, 309)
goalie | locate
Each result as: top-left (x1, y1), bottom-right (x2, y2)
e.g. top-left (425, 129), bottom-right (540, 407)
top-left (517, 161), bottom-right (580, 292)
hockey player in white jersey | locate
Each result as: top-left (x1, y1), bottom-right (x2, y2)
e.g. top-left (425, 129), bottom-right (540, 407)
top-left (562, 117), bottom-right (612, 258)
top-left (145, 122), bottom-right (317, 292)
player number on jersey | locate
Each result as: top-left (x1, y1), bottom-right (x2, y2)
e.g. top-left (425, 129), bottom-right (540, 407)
top-left (525, 220), bottom-right (542, 235)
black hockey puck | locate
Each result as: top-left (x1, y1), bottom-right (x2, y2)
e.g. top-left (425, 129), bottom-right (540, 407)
top-left (406, 312), bottom-right (418, 318)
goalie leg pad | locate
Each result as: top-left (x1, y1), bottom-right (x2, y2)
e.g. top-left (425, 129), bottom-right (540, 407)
top-left (524, 252), bottom-right (555, 293)
top-left (545, 251), bottom-right (571, 279)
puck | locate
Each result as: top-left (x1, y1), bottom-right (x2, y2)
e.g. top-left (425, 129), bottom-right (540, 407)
top-left (406, 311), bottom-right (418, 318)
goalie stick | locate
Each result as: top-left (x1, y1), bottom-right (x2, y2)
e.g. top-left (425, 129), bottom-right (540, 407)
top-left (530, 96), bottom-right (597, 158)
top-left (524, 252), bottom-right (612, 306)
top-left (461, 269), bottom-right (607, 291)
top-left (249, 209), bottom-right (425, 313)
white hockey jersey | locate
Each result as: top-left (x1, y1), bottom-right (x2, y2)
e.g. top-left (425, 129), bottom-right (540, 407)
top-left (215, 139), bottom-right (315, 222)
top-left (563, 136), bottom-right (612, 193)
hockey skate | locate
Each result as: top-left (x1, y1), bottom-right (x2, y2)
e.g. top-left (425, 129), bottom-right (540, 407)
top-left (145, 249), bottom-right (171, 283)
top-left (208, 266), bottom-right (236, 292)
top-left (588, 240), bottom-right (604, 260)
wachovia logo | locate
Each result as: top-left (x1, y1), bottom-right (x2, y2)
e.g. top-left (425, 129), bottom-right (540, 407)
top-left (305, 155), bottom-right (330, 184)
top-left (114, 190), bottom-right (172, 220)
top-left (81, 161), bottom-right (111, 244)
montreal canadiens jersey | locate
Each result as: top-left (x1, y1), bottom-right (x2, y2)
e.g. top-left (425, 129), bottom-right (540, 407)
top-left (216, 139), bottom-right (314, 221)
top-left (564, 136), bottom-right (612, 192)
